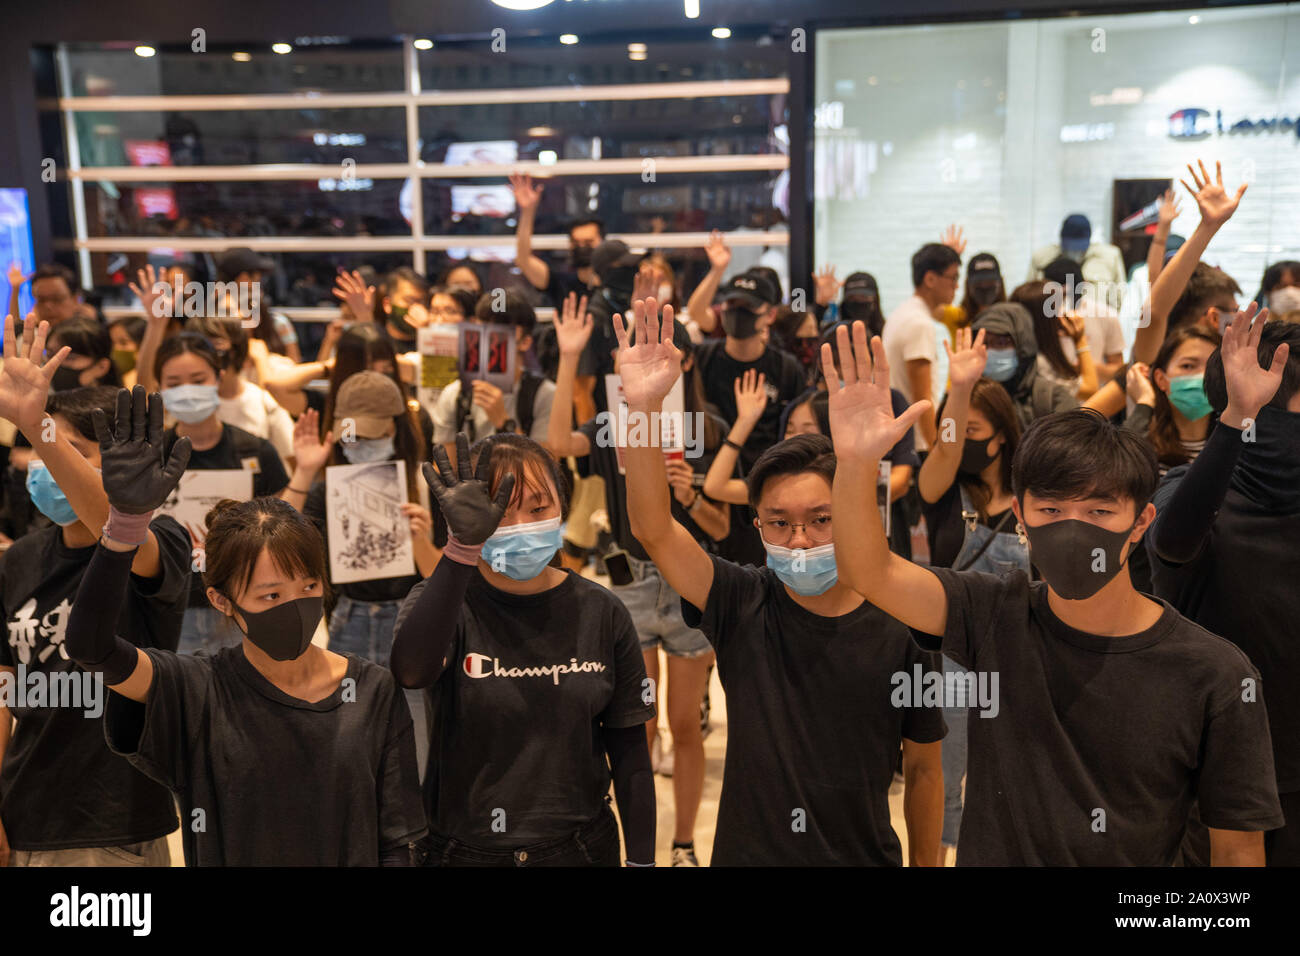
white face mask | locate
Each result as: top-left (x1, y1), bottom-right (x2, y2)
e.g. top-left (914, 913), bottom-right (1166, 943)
top-left (1269, 286), bottom-right (1300, 316)
top-left (658, 283), bottom-right (673, 302)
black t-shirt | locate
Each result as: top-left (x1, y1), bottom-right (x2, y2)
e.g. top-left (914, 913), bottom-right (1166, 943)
top-left (0, 517), bottom-right (190, 850)
top-left (920, 567), bottom-right (1284, 865)
top-left (394, 569), bottom-right (653, 847)
top-left (544, 267), bottom-right (588, 311)
top-left (303, 478), bottom-right (421, 604)
top-left (681, 555), bottom-right (946, 866)
top-left (1149, 479), bottom-right (1300, 793)
top-left (163, 424), bottom-right (290, 609)
top-left (103, 645), bottom-right (426, 865)
top-left (576, 413), bottom-right (728, 561)
top-left (696, 342), bottom-right (806, 471)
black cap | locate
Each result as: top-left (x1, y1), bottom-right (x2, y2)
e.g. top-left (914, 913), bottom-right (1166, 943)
top-left (216, 247), bottom-right (274, 279)
top-left (842, 272), bottom-right (879, 301)
top-left (1042, 255), bottom-right (1083, 289)
top-left (966, 253), bottom-right (1001, 281)
top-left (591, 240), bottom-right (642, 283)
top-left (716, 270), bottom-right (779, 308)
top-left (1060, 214), bottom-right (1091, 254)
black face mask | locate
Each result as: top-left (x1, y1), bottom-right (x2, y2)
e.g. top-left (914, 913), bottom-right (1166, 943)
top-left (230, 595), bottom-right (323, 661)
top-left (51, 365), bottom-right (88, 392)
top-left (721, 305), bottom-right (761, 340)
top-left (1230, 405), bottom-right (1300, 512)
top-left (968, 282), bottom-right (1001, 308)
top-left (1022, 518), bottom-right (1137, 601)
top-left (388, 305), bottom-right (417, 337)
top-left (792, 336), bottom-right (820, 369)
top-left (841, 298), bottom-right (877, 323)
top-left (570, 245), bottom-right (594, 269)
top-left (959, 436), bottom-right (999, 475)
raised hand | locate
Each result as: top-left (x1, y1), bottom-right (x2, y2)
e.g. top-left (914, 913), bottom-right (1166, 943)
top-left (128, 265), bottom-right (169, 322)
top-left (422, 433), bottom-right (515, 546)
top-left (91, 386), bottom-right (192, 515)
top-left (556, 291), bottom-right (592, 357)
top-left (7, 262), bottom-right (30, 294)
top-left (813, 264), bottom-right (843, 307)
top-left (508, 172), bottom-right (544, 210)
top-left (1126, 362), bottom-right (1156, 408)
top-left (941, 224), bottom-right (967, 256)
top-left (1220, 302), bottom-right (1286, 426)
top-left (613, 297), bottom-right (683, 410)
top-left (944, 326), bottom-right (987, 390)
top-left (1181, 159), bottom-right (1247, 228)
top-left (733, 368), bottom-right (769, 425)
top-left (332, 269), bottom-right (374, 322)
top-left (822, 321), bottom-right (932, 464)
top-left (291, 408), bottom-right (333, 478)
top-left (0, 312), bottom-right (70, 433)
top-left (1157, 188), bottom-right (1182, 228)
top-left (704, 230), bottom-right (731, 272)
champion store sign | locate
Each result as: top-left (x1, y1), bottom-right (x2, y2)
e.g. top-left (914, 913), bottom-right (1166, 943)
top-left (1168, 107), bottom-right (1300, 140)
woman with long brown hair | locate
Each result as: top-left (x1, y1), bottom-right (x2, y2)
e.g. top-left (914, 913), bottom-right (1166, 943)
top-left (1127, 325), bottom-right (1221, 477)
top-left (1012, 280), bottom-right (1098, 399)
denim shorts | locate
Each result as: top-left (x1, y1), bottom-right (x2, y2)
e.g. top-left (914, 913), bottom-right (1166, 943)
top-left (419, 800), bottom-right (621, 867)
top-left (611, 555), bottom-right (712, 658)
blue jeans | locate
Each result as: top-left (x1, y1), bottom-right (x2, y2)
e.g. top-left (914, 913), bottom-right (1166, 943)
top-left (611, 556), bottom-right (712, 658)
top-left (328, 595), bottom-right (429, 783)
top-left (177, 606), bottom-right (242, 656)
top-left (940, 655), bottom-right (969, 847)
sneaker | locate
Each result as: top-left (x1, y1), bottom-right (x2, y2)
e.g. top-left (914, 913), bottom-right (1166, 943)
top-left (671, 845), bottom-right (700, 867)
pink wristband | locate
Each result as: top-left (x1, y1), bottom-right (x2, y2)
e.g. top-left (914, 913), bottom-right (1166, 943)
top-left (442, 534), bottom-right (485, 566)
top-left (103, 506), bottom-right (153, 547)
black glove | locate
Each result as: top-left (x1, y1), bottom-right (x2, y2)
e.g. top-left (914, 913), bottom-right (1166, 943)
top-left (91, 385), bottom-right (192, 515)
top-left (422, 432), bottom-right (514, 546)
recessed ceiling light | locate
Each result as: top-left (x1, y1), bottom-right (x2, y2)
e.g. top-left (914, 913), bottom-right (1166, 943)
top-left (684, 0), bottom-right (700, 18)
top-left (627, 42), bottom-right (647, 54)
top-left (134, 45), bottom-right (156, 57)
top-left (1188, 15), bottom-right (1201, 24)
top-left (712, 27), bottom-right (731, 39)
top-left (272, 42), bottom-right (292, 55)
top-left (232, 51), bottom-right (252, 62)
top-left (560, 34), bottom-right (579, 45)
top-left (629, 51), bottom-right (647, 61)
top-left (413, 38), bottom-right (433, 50)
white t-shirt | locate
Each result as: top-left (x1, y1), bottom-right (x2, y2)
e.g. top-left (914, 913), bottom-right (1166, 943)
top-left (219, 379), bottom-right (295, 467)
top-left (431, 377), bottom-right (556, 446)
top-left (1078, 297), bottom-right (1126, 363)
top-left (882, 294), bottom-right (945, 450)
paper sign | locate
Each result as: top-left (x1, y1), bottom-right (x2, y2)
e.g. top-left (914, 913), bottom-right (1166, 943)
top-left (603, 374), bottom-right (685, 475)
top-left (417, 323), bottom-right (461, 417)
top-left (156, 469), bottom-right (254, 546)
top-left (325, 461), bottom-right (416, 584)
top-left (458, 322), bottom-right (516, 393)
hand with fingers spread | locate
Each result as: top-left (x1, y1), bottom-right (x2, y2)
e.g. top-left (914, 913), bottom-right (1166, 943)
top-left (556, 292), bottom-right (592, 358)
top-left (422, 433), bottom-right (515, 546)
top-left (0, 312), bottom-right (71, 434)
top-left (7, 261), bottom-right (31, 294)
top-left (128, 264), bottom-right (170, 323)
top-left (632, 267), bottom-right (659, 305)
top-left (704, 230), bottom-right (731, 273)
top-left (733, 368), bottom-right (769, 427)
top-left (941, 224), bottom-right (967, 257)
top-left (822, 321), bottom-right (933, 464)
top-left (1220, 302), bottom-right (1287, 428)
top-left (91, 386), bottom-right (192, 515)
top-left (291, 408), bottom-right (333, 479)
top-left (1181, 159), bottom-right (1248, 228)
top-left (613, 297), bottom-right (683, 410)
top-left (1157, 188), bottom-right (1182, 229)
top-left (945, 326), bottom-right (988, 391)
top-left (509, 172), bottom-right (544, 210)
top-left (813, 265), bottom-right (843, 307)
top-left (332, 269), bottom-right (374, 322)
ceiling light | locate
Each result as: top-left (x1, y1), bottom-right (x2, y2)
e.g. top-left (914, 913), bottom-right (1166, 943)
top-left (627, 42), bottom-right (647, 54)
top-left (712, 27), bottom-right (731, 39)
top-left (272, 42), bottom-right (292, 54)
top-left (560, 34), bottom-right (578, 45)
top-left (134, 45), bottom-right (156, 57)
top-left (684, 0), bottom-right (700, 18)
top-left (232, 51), bottom-right (252, 62)
top-left (413, 38), bottom-right (433, 50)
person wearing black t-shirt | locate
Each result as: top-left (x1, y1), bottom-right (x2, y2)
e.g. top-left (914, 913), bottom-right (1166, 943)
top-left (63, 387), bottom-right (426, 866)
top-left (619, 299), bottom-right (945, 867)
top-left (509, 172), bottom-right (599, 311)
top-left (546, 293), bottom-right (729, 866)
top-left (153, 334), bottom-right (290, 654)
top-left (1149, 311), bottom-right (1300, 866)
top-left (0, 333), bottom-right (191, 866)
top-left (696, 272), bottom-right (806, 474)
top-left (829, 319), bottom-right (1283, 865)
top-left (392, 432), bottom-right (656, 867)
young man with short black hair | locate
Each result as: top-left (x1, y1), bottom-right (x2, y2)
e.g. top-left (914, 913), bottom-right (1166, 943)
top-left (509, 172), bottom-right (604, 308)
top-left (618, 297), bottom-right (945, 867)
top-left (828, 319), bottom-right (1282, 866)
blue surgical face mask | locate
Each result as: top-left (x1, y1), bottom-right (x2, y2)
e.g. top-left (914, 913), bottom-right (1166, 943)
top-left (340, 436), bottom-right (396, 464)
top-left (483, 516), bottom-right (565, 581)
top-left (161, 383), bottom-right (220, 424)
top-left (1167, 373), bottom-right (1213, 421)
top-left (763, 541), bottom-right (838, 596)
top-left (26, 461), bottom-right (87, 527)
top-left (984, 347), bottom-right (1019, 383)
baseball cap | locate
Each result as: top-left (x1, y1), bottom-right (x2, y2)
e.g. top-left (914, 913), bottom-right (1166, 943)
top-left (1059, 214), bottom-right (1092, 255)
top-left (716, 270), bottom-right (780, 309)
top-left (216, 247), bottom-right (274, 279)
top-left (333, 371), bottom-right (405, 439)
top-left (1163, 234), bottom-right (1186, 267)
top-left (966, 253), bottom-right (1001, 282)
top-left (591, 240), bottom-right (642, 282)
top-left (842, 272), bottom-right (879, 302)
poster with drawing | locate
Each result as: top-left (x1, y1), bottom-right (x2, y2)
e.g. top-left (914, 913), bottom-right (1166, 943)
top-left (325, 460), bottom-right (415, 584)
top-left (604, 373), bottom-right (685, 475)
top-left (458, 321), bottom-right (516, 393)
top-left (156, 469), bottom-right (254, 548)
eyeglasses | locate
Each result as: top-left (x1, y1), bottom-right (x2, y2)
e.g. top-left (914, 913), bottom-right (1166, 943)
top-left (755, 514), bottom-right (833, 547)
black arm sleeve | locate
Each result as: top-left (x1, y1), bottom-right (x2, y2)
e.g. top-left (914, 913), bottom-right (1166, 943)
top-left (65, 542), bottom-right (145, 686)
top-left (1149, 421), bottom-right (1244, 565)
top-left (1122, 401), bottom-right (1153, 435)
top-left (390, 558), bottom-right (475, 689)
top-left (604, 724), bottom-right (655, 865)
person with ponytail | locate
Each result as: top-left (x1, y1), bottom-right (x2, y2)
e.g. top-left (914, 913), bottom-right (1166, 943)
top-left (391, 432), bottom-right (656, 867)
top-left (61, 387), bottom-right (426, 866)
